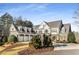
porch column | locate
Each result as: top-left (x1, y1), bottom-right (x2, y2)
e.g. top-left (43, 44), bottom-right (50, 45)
top-left (28, 34), bottom-right (30, 43)
top-left (24, 34), bottom-right (25, 42)
top-left (57, 34), bottom-right (59, 41)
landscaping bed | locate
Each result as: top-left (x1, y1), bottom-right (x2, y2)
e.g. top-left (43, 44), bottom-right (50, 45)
top-left (18, 46), bottom-right (54, 55)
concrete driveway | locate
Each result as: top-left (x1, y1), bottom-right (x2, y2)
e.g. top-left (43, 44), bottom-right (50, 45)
top-left (41, 43), bottom-right (79, 55)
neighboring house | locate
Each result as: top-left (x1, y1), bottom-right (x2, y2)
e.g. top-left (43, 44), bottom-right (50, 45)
top-left (33, 20), bottom-right (71, 42)
top-left (9, 23), bottom-right (34, 42)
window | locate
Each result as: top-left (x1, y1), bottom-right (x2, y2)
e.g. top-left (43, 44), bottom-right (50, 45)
top-left (45, 29), bottom-right (48, 33)
top-left (22, 28), bottom-right (25, 32)
top-left (27, 29), bottom-right (29, 32)
top-left (51, 29), bottom-right (57, 32)
top-left (19, 34), bottom-right (24, 36)
top-left (20, 28), bottom-right (22, 31)
top-left (12, 28), bottom-right (14, 31)
top-left (61, 27), bottom-right (65, 33)
top-left (20, 28), bottom-right (25, 32)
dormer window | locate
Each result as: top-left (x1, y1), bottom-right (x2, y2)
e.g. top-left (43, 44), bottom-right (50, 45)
top-left (22, 28), bottom-right (25, 32)
top-left (45, 29), bottom-right (48, 33)
top-left (20, 28), bottom-right (22, 31)
top-left (20, 28), bottom-right (25, 32)
top-left (27, 29), bottom-right (29, 32)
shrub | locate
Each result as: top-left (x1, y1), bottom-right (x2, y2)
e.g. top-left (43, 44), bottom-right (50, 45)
top-left (43, 34), bottom-right (52, 47)
top-left (8, 35), bottom-right (18, 43)
top-left (31, 35), bottom-right (41, 49)
top-left (67, 32), bottom-right (76, 43)
top-left (3, 36), bottom-right (8, 43)
top-left (0, 36), bottom-right (7, 46)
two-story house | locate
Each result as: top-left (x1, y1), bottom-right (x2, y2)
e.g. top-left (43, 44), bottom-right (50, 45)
top-left (9, 23), bottom-right (34, 42)
top-left (33, 20), bottom-right (71, 42)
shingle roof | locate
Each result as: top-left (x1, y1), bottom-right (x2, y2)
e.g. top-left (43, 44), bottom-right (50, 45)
top-left (47, 20), bottom-right (62, 28)
top-left (63, 23), bottom-right (71, 32)
top-left (13, 23), bottom-right (19, 31)
top-left (34, 20), bottom-right (62, 29)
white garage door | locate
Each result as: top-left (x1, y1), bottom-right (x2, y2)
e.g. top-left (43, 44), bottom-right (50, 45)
top-left (18, 35), bottom-right (32, 42)
top-left (18, 35), bottom-right (24, 42)
top-left (24, 35), bottom-right (29, 42)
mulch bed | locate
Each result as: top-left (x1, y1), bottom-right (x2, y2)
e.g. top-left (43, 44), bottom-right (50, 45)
top-left (18, 47), bottom-right (54, 55)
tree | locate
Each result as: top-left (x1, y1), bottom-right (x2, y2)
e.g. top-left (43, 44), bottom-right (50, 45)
top-left (67, 32), bottom-right (76, 43)
top-left (1, 13), bottom-right (13, 24)
top-left (15, 17), bottom-right (33, 27)
top-left (25, 20), bottom-right (33, 27)
top-left (0, 13), bottom-right (13, 36)
top-left (43, 34), bottom-right (52, 47)
top-left (31, 35), bottom-right (41, 49)
top-left (0, 36), bottom-right (5, 46)
top-left (15, 16), bottom-right (23, 26)
top-left (73, 8), bottom-right (79, 27)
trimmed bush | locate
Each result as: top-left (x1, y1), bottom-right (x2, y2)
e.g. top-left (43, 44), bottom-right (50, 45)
top-left (31, 35), bottom-right (41, 49)
top-left (67, 32), bottom-right (76, 43)
top-left (8, 35), bottom-right (18, 43)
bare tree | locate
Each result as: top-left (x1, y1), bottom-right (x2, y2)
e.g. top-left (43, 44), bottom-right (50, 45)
top-left (73, 4), bottom-right (79, 26)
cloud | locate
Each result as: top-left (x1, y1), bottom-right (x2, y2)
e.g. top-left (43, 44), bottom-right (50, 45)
top-left (31, 4), bottom-right (49, 11)
top-left (0, 3), bottom-right (49, 16)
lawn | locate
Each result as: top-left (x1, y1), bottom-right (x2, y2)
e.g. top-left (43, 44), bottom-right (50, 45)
top-left (0, 46), bottom-right (6, 52)
top-left (0, 42), bottom-right (29, 55)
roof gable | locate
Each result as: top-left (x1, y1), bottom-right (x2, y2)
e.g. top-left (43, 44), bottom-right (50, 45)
top-left (10, 23), bottom-right (18, 32)
top-left (34, 20), bottom-right (62, 29)
top-left (38, 21), bottom-right (49, 29)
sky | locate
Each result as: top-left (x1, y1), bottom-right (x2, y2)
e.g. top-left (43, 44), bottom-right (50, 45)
top-left (0, 3), bottom-right (79, 32)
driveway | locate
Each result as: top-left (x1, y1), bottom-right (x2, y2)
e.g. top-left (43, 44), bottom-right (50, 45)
top-left (40, 43), bottom-right (79, 55)
top-left (49, 49), bottom-right (79, 55)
